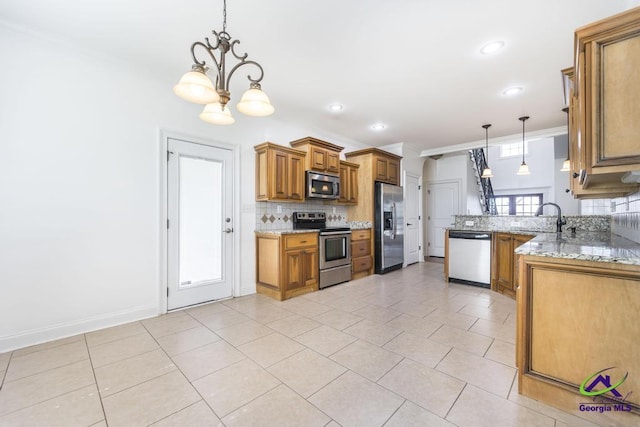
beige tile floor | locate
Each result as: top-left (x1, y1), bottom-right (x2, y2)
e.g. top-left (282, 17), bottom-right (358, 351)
top-left (0, 262), bottom-right (624, 426)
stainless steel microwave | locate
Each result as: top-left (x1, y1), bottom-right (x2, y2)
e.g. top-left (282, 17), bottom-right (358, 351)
top-left (306, 171), bottom-right (340, 199)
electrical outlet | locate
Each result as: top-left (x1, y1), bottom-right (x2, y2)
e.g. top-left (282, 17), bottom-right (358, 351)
top-left (465, 221), bottom-right (474, 226)
top-left (277, 205), bottom-right (282, 214)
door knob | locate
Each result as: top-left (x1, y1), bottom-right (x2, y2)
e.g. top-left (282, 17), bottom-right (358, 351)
top-left (223, 228), bottom-right (234, 234)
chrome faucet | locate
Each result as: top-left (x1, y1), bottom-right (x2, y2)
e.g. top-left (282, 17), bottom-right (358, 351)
top-left (535, 203), bottom-right (566, 233)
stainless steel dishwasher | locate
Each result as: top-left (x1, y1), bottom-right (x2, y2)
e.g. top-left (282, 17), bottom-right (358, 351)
top-left (448, 230), bottom-right (492, 288)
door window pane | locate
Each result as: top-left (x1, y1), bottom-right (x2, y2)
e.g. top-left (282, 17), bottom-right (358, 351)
top-left (179, 156), bottom-right (223, 286)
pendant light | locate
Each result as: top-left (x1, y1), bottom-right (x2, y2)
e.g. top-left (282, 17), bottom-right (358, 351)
top-left (173, 0), bottom-right (274, 125)
top-left (516, 116), bottom-right (531, 175)
top-left (560, 107), bottom-right (570, 172)
top-left (481, 124), bottom-right (493, 178)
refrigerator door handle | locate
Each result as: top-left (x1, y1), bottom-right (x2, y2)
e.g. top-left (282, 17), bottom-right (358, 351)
top-left (391, 202), bottom-right (396, 240)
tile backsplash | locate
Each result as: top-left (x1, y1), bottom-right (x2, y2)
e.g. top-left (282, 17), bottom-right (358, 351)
top-left (255, 201), bottom-right (348, 231)
top-left (610, 192), bottom-right (640, 243)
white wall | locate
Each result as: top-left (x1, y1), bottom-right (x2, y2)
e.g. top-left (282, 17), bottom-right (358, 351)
top-left (487, 137), bottom-right (555, 202)
top-left (423, 152), bottom-right (478, 214)
top-left (0, 24), bottom-right (360, 352)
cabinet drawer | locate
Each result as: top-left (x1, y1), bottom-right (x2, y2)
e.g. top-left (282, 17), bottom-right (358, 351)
top-left (352, 256), bottom-right (372, 273)
top-left (284, 233), bottom-right (317, 250)
top-left (351, 229), bottom-right (371, 241)
top-left (351, 240), bottom-right (370, 257)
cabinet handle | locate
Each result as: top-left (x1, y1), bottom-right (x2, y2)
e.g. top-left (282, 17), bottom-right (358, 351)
top-left (300, 240), bottom-right (307, 243)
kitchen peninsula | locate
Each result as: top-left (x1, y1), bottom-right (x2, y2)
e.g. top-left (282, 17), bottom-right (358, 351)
top-left (515, 232), bottom-right (640, 423)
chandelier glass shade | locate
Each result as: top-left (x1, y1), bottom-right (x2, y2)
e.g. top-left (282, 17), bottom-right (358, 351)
top-left (480, 124), bottom-right (493, 178)
top-left (173, 0), bottom-right (274, 125)
top-left (516, 116), bottom-right (531, 175)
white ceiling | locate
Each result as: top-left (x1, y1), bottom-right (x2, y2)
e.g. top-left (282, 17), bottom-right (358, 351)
top-left (1, 0), bottom-right (636, 153)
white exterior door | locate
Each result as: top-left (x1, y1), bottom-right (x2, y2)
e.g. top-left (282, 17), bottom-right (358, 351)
top-left (404, 172), bottom-right (421, 265)
top-left (427, 181), bottom-right (459, 257)
top-left (167, 138), bottom-right (233, 310)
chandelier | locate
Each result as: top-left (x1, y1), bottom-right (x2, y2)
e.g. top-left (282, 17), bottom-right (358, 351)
top-left (173, 0), bottom-right (274, 125)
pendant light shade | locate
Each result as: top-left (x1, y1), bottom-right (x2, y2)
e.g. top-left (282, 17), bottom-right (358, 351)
top-left (236, 83), bottom-right (275, 117)
top-left (173, 67), bottom-right (219, 104)
top-left (516, 116), bottom-right (531, 175)
top-left (481, 124), bottom-right (493, 178)
top-left (560, 107), bottom-right (570, 172)
top-left (199, 102), bottom-right (235, 125)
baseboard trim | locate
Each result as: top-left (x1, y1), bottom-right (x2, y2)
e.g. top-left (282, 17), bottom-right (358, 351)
top-left (0, 306), bottom-right (158, 353)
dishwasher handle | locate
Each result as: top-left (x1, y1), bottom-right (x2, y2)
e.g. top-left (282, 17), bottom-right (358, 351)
top-left (448, 231), bottom-right (492, 240)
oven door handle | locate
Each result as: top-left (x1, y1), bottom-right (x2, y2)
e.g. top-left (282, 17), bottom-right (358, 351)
top-left (320, 231), bottom-right (352, 236)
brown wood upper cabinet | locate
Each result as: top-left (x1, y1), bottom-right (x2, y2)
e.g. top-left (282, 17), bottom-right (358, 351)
top-left (289, 137), bottom-right (343, 175)
top-left (255, 142), bottom-right (306, 202)
top-left (338, 161), bottom-right (359, 204)
top-left (345, 148), bottom-right (401, 187)
top-left (566, 7), bottom-right (640, 198)
top-left (492, 232), bottom-right (533, 299)
top-left (374, 154), bottom-right (400, 185)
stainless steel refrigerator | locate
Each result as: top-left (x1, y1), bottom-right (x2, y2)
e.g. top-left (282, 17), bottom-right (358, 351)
top-left (374, 182), bottom-right (404, 274)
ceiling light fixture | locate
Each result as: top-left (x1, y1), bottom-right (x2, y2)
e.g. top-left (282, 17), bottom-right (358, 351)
top-left (517, 116), bottom-right (531, 175)
top-left (371, 123), bottom-right (386, 131)
top-left (503, 86), bottom-right (523, 97)
top-left (173, 0), bottom-right (274, 125)
top-left (560, 107), bottom-right (570, 172)
top-left (481, 124), bottom-right (494, 178)
top-left (480, 40), bottom-right (505, 54)
top-left (329, 103), bottom-right (344, 112)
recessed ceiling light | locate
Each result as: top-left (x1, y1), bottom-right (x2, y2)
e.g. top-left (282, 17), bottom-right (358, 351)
top-left (480, 40), bottom-right (505, 54)
top-left (371, 123), bottom-right (386, 131)
top-left (503, 86), bottom-right (523, 96)
top-left (328, 103), bottom-right (344, 112)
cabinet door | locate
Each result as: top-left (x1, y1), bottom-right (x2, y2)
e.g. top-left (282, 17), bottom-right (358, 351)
top-left (283, 250), bottom-right (304, 291)
top-left (387, 158), bottom-right (399, 185)
top-left (301, 248), bottom-right (318, 287)
top-left (590, 33), bottom-right (640, 168)
top-left (495, 233), bottom-right (514, 291)
top-left (289, 153), bottom-right (305, 201)
top-left (310, 147), bottom-right (327, 171)
top-left (338, 163), bottom-right (349, 203)
top-left (348, 165), bottom-right (358, 203)
top-left (326, 152), bottom-right (340, 174)
top-left (270, 149), bottom-right (289, 200)
top-left (375, 156), bottom-right (388, 181)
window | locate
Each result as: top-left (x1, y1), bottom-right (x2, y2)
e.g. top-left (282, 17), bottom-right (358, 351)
top-left (500, 141), bottom-right (528, 158)
top-left (493, 194), bottom-right (543, 216)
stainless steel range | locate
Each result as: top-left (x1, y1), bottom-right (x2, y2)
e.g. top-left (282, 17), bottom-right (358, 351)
top-left (292, 212), bottom-right (351, 289)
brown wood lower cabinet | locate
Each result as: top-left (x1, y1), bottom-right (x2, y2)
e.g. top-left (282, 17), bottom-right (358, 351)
top-left (492, 232), bottom-right (534, 299)
top-left (351, 228), bottom-right (373, 279)
top-left (255, 232), bottom-right (318, 301)
top-left (516, 255), bottom-right (640, 420)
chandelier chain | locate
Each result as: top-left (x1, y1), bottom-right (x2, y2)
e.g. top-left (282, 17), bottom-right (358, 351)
top-left (223, 0), bottom-right (227, 33)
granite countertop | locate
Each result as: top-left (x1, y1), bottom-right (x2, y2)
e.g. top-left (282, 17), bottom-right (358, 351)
top-left (255, 229), bottom-right (320, 235)
top-left (515, 232), bottom-right (640, 266)
top-left (449, 228), bottom-right (538, 236)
